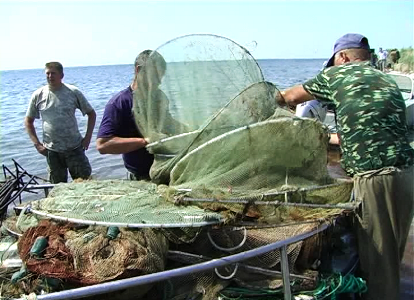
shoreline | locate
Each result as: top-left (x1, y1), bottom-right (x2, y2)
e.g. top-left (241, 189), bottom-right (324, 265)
top-left (387, 70), bottom-right (414, 77)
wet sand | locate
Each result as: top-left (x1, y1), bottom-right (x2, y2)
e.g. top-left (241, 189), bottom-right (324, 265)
top-left (328, 146), bottom-right (414, 299)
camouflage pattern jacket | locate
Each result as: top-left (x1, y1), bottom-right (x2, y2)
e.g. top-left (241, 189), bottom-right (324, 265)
top-left (303, 61), bottom-right (414, 176)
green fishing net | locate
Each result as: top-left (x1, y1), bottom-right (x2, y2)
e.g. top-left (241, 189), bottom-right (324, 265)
top-left (6, 34), bottom-right (356, 299)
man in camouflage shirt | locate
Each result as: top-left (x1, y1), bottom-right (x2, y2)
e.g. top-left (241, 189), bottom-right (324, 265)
top-left (25, 62), bottom-right (96, 183)
top-left (276, 33), bottom-right (414, 300)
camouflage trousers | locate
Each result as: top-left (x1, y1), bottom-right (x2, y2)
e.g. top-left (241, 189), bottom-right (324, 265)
top-left (354, 165), bottom-right (414, 300)
top-left (46, 146), bottom-right (92, 184)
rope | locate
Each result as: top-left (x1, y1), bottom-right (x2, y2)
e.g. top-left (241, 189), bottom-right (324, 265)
top-left (183, 197), bottom-right (359, 210)
top-left (15, 205), bottom-right (31, 233)
top-left (312, 273), bottom-right (367, 300)
top-left (327, 274), bottom-right (367, 298)
top-left (215, 263), bottom-right (239, 280)
top-left (0, 238), bottom-right (17, 265)
top-left (207, 227), bottom-right (247, 252)
top-left (218, 273), bottom-right (367, 300)
top-left (20, 293), bottom-right (37, 300)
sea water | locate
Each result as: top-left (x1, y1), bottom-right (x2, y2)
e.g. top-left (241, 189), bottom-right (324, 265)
top-left (0, 58), bottom-right (412, 299)
top-left (0, 59), bottom-right (325, 179)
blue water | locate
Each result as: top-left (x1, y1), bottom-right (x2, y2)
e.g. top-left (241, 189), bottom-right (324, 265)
top-left (0, 59), bottom-right (325, 180)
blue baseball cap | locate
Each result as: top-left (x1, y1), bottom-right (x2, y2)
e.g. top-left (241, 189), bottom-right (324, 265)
top-left (326, 33), bottom-right (370, 67)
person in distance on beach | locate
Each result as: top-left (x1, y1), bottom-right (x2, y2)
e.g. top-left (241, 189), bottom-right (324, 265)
top-left (377, 47), bottom-right (388, 72)
top-left (25, 62), bottom-right (96, 183)
top-left (275, 33), bottom-right (414, 300)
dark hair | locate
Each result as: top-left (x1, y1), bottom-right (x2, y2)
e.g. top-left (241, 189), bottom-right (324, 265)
top-left (45, 62), bottom-right (63, 74)
top-left (134, 50), bottom-right (153, 68)
top-left (134, 50), bottom-right (167, 81)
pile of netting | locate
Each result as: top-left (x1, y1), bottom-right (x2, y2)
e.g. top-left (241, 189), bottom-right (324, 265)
top-left (18, 219), bottom-right (168, 285)
top-left (1, 34), bottom-right (358, 299)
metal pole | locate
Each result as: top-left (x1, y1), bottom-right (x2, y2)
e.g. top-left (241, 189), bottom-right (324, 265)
top-left (19, 205), bottom-right (222, 228)
top-left (23, 184), bottom-right (55, 197)
top-left (183, 197), bottom-right (359, 210)
top-left (280, 245), bottom-right (292, 300)
top-left (25, 184), bottom-right (55, 191)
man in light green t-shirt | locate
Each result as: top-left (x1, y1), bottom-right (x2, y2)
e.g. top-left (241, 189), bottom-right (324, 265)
top-left (25, 62), bottom-right (96, 183)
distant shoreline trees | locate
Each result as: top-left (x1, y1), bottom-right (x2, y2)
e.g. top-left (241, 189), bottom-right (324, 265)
top-left (387, 47), bottom-right (413, 73)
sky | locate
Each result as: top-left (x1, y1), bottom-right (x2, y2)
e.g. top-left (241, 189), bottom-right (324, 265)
top-left (0, 0), bottom-right (413, 70)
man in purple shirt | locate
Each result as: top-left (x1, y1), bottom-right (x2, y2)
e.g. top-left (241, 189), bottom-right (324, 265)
top-left (96, 50), bottom-right (155, 180)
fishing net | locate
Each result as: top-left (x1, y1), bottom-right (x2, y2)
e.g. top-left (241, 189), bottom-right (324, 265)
top-left (148, 223), bottom-right (326, 300)
top-left (7, 34), bottom-right (356, 298)
top-left (28, 180), bottom-right (223, 228)
top-left (132, 34), bottom-right (351, 202)
top-left (135, 34), bottom-right (264, 141)
top-left (17, 220), bottom-right (168, 286)
top-left (134, 34), bottom-right (269, 184)
top-left (23, 33), bottom-right (354, 230)
top-left (170, 118), bottom-right (332, 191)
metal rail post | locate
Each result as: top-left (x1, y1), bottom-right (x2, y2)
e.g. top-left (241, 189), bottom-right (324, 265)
top-left (280, 245), bottom-right (292, 300)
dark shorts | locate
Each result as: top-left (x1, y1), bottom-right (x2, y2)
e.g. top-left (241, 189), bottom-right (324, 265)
top-left (46, 146), bottom-right (92, 183)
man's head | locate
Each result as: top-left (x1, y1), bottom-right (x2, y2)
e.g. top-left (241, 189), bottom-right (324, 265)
top-left (379, 47), bottom-right (383, 52)
top-left (45, 62), bottom-right (64, 90)
top-left (134, 50), bottom-right (166, 88)
top-left (134, 50), bottom-right (153, 71)
top-left (326, 33), bottom-right (371, 68)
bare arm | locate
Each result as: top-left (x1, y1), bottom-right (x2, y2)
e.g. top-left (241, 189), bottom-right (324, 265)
top-left (276, 85), bottom-right (314, 107)
top-left (329, 133), bottom-right (340, 145)
top-left (96, 136), bottom-right (147, 154)
top-left (24, 116), bottom-right (47, 156)
top-left (82, 109), bottom-right (97, 150)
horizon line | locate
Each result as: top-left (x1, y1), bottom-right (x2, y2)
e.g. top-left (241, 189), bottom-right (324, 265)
top-left (0, 58), bottom-right (329, 72)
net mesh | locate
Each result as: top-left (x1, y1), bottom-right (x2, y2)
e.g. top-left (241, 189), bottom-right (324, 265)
top-left (170, 118), bottom-right (333, 192)
top-left (17, 220), bottom-right (169, 285)
top-left (6, 34), bottom-right (356, 298)
top-left (135, 34), bottom-right (264, 141)
top-left (135, 34), bottom-right (268, 184)
top-left (29, 180), bottom-right (223, 227)
top-left (132, 34), bottom-right (346, 202)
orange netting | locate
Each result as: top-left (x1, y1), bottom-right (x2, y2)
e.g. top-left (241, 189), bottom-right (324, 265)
top-left (17, 220), bottom-right (169, 286)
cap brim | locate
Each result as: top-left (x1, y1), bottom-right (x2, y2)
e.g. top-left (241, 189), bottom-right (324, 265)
top-left (326, 54), bottom-right (335, 68)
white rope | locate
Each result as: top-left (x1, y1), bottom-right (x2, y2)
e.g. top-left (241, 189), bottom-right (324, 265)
top-left (214, 263), bottom-right (239, 280)
top-left (20, 293), bottom-right (37, 300)
top-left (15, 204), bottom-right (30, 233)
top-left (207, 227), bottom-right (247, 252)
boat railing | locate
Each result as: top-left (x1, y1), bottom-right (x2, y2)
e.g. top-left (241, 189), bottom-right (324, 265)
top-left (13, 223), bottom-right (329, 300)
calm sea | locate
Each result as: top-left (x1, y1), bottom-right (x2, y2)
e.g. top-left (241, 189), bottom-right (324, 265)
top-left (0, 59), bottom-right (325, 180)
